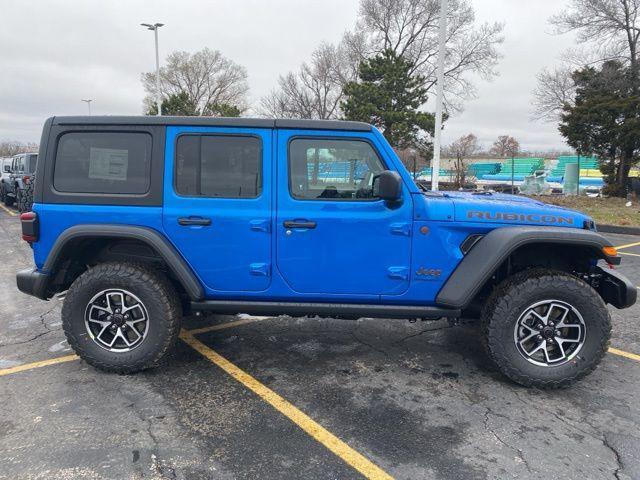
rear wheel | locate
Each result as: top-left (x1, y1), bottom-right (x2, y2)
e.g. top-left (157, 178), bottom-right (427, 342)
top-left (3, 187), bottom-right (14, 206)
top-left (482, 268), bottom-right (610, 388)
top-left (62, 262), bottom-right (182, 373)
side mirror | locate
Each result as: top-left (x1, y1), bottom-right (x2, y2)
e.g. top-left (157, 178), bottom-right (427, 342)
top-left (3, 166), bottom-right (10, 173)
top-left (373, 170), bottom-right (402, 202)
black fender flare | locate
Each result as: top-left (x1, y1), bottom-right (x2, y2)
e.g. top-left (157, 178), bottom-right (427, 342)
top-left (43, 224), bottom-right (204, 300)
top-left (435, 226), bottom-right (620, 309)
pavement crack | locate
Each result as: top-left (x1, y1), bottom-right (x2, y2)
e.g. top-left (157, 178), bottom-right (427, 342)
top-left (483, 407), bottom-right (533, 473)
top-left (350, 331), bottom-right (389, 356)
top-left (393, 322), bottom-right (453, 344)
top-left (0, 304), bottom-right (59, 348)
top-left (602, 434), bottom-right (623, 480)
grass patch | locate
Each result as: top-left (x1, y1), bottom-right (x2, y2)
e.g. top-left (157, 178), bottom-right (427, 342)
top-left (528, 195), bottom-right (640, 227)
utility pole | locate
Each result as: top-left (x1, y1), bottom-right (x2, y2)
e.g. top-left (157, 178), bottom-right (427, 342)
top-left (431, 0), bottom-right (448, 191)
top-left (81, 99), bottom-right (92, 115)
top-left (576, 154), bottom-right (580, 196)
top-left (141, 22), bottom-right (164, 116)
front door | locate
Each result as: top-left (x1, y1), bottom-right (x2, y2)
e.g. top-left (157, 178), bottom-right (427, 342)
top-left (163, 126), bottom-right (272, 293)
top-left (275, 130), bottom-right (413, 297)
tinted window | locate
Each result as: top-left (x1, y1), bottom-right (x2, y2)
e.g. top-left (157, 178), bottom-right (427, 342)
top-left (289, 138), bottom-right (385, 200)
top-left (25, 154), bottom-right (37, 174)
top-left (54, 132), bottom-right (151, 194)
top-left (175, 135), bottom-right (261, 198)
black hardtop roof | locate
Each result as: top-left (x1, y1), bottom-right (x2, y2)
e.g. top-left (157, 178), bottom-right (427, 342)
top-left (49, 116), bottom-right (372, 132)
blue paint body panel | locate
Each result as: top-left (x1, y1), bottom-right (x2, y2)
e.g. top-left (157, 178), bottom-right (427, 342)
top-left (29, 123), bottom-right (595, 306)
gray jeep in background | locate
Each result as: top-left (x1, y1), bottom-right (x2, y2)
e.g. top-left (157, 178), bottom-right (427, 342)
top-left (1, 152), bottom-right (37, 212)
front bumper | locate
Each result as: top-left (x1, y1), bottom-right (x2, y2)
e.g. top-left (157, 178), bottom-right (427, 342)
top-left (596, 267), bottom-right (637, 309)
top-left (16, 268), bottom-right (50, 300)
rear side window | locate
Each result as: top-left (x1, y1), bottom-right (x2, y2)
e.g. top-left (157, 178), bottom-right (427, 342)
top-left (54, 132), bottom-right (152, 194)
top-left (175, 135), bottom-right (261, 198)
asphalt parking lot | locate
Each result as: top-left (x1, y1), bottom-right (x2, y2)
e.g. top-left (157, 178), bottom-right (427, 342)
top-left (1, 203), bottom-right (639, 480)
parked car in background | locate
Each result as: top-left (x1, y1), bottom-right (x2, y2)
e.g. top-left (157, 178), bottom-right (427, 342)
top-left (0, 157), bottom-right (14, 206)
top-left (1, 152), bottom-right (37, 212)
top-left (0, 158), bottom-right (12, 201)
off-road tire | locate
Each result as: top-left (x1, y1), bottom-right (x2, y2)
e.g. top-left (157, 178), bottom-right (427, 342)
top-left (481, 268), bottom-right (611, 389)
top-left (19, 178), bottom-right (34, 212)
top-left (16, 188), bottom-right (24, 213)
top-left (62, 262), bottom-right (182, 373)
top-left (3, 187), bottom-right (14, 206)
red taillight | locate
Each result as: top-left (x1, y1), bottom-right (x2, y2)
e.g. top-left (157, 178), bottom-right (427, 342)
top-left (20, 211), bottom-right (38, 243)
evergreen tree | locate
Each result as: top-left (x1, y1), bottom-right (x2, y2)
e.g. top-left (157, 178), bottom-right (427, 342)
top-left (342, 50), bottom-right (435, 150)
top-left (559, 61), bottom-right (640, 196)
top-left (146, 92), bottom-right (242, 118)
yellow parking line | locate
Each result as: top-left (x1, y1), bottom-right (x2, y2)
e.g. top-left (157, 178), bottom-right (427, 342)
top-left (0, 318), bottom-right (265, 377)
top-left (0, 203), bottom-right (18, 217)
top-left (609, 347), bottom-right (640, 362)
top-left (0, 354), bottom-right (78, 376)
top-left (619, 252), bottom-right (640, 257)
top-left (616, 241), bottom-right (640, 250)
top-left (179, 329), bottom-right (393, 480)
top-left (188, 316), bottom-right (268, 335)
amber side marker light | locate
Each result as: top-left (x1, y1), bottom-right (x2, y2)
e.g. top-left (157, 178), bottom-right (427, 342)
top-left (603, 246), bottom-right (618, 257)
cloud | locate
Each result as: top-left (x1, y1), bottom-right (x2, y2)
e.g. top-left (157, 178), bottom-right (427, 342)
top-left (1, 0), bottom-right (573, 152)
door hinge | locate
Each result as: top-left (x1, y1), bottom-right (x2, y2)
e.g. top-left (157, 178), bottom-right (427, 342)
top-left (387, 266), bottom-right (409, 280)
top-left (250, 263), bottom-right (271, 277)
top-left (250, 219), bottom-right (271, 233)
top-left (390, 222), bottom-right (411, 236)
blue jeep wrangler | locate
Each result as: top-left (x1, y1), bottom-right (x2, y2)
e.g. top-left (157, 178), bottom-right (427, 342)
top-left (16, 116), bottom-right (636, 388)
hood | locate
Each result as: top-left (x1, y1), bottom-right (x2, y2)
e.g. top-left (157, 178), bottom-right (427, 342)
top-left (444, 191), bottom-right (592, 229)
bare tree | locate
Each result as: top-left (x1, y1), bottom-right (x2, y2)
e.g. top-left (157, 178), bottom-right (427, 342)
top-left (0, 141), bottom-right (38, 157)
top-left (531, 67), bottom-right (577, 121)
top-left (354, 0), bottom-right (504, 111)
top-left (141, 47), bottom-right (249, 115)
top-left (533, 0), bottom-right (640, 119)
top-left (262, 0), bottom-right (503, 118)
top-left (258, 41), bottom-right (357, 119)
top-left (448, 133), bottom-right (478, 187)
top-left (490, 135), bottom-right (520, 157)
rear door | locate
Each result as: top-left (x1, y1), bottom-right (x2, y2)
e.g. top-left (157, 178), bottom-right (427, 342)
top-left (162, 126), bottom-right (272, 293)
top-left (275, 130), bottom-right (413, 296)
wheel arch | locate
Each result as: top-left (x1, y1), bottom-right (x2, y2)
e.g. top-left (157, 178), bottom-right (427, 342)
top-left (43, 225), bottom-right (204, 301)
top-left (436, 226), bottom-right (620, 310)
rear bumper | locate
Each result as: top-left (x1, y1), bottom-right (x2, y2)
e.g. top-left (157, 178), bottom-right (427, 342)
top-left (16, 268), bottom-right (50, 300)
top-left (596, 267), bottom-right (637, 309)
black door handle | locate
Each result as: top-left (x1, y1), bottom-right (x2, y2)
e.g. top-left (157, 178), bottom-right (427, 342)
top-left (178, 216), bottom-right (212, 226)
top-left (283, 220), bottom-right (317, 229)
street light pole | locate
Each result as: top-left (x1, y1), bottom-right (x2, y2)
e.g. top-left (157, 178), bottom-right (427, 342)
top-left (81, 99), bottom-right (92, 115)
top-left (431, 0), bottom-right (448, 191)
top-left (141, 22), bottom-right (164, 116)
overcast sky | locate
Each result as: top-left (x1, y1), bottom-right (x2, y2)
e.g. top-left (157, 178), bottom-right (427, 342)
top-left (1, 0), bottom-right (576, 151)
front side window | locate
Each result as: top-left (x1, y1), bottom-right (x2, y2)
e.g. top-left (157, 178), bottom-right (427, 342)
top-left (289, 138), bottom-right (386, 200)
top-left (54, 132), bottom-right (151, 194)
top-left (175, 135), bottom-right (262, 198)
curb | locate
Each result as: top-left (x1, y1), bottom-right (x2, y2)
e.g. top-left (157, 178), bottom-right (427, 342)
top-left (598, 224), bottom-right (640, 235)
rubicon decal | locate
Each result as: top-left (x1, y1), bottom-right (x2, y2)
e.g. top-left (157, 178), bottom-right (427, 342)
top-left (467, 211), bottom-right (574, 225)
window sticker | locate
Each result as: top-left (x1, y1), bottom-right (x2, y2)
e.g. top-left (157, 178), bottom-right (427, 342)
top-left (88, 148), bottom-right (128, 181)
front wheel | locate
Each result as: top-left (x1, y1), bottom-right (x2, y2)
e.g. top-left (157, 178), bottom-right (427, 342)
top-left (482, 268), bottom-right (611, 388)
top-left (62, 262), bottom-right (182, 373)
